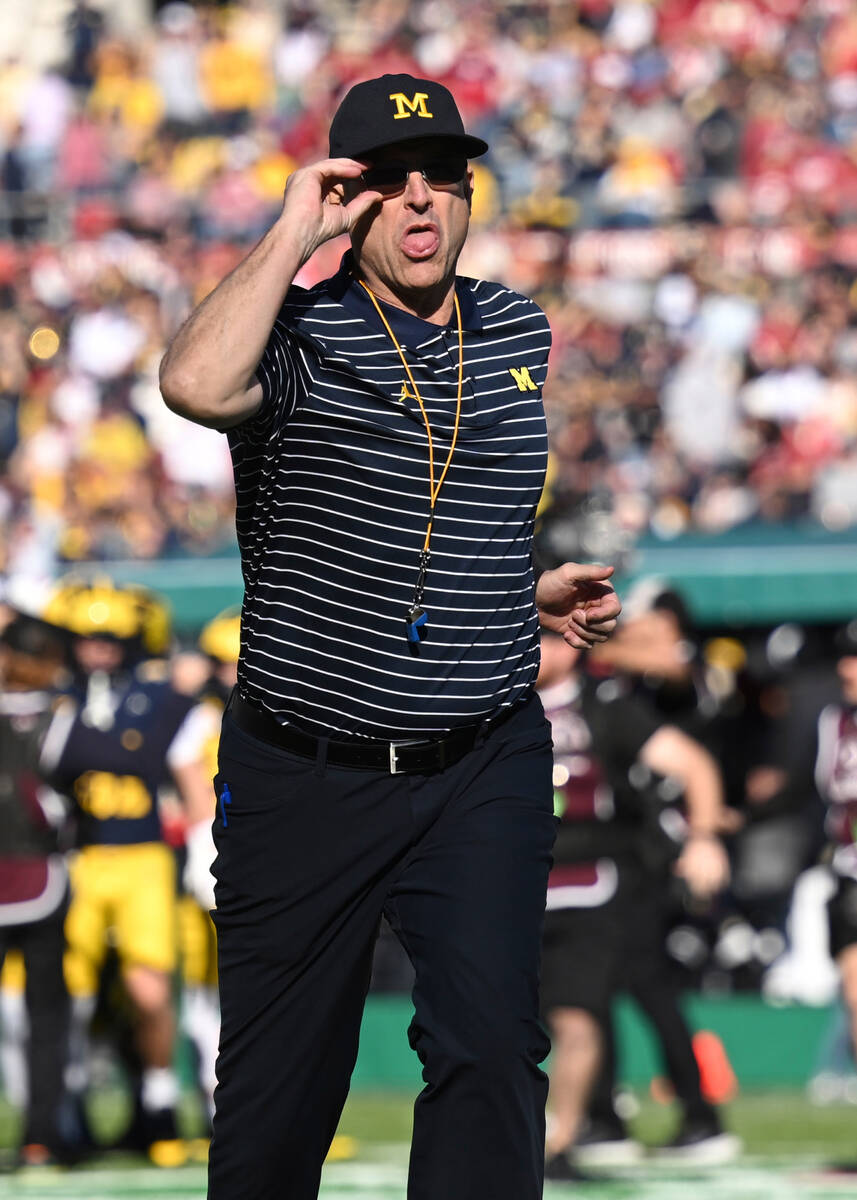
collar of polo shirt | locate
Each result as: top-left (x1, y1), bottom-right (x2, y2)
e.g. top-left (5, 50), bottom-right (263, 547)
top-left (329, 253), bottom-right (482, 340)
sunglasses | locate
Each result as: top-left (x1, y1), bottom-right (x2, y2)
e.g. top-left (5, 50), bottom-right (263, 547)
top-left (360, 159), bottom-right (468, 195)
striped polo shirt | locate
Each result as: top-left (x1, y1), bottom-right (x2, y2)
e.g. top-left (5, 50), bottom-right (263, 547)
top-left (227, 254), bottom-right (550, 740)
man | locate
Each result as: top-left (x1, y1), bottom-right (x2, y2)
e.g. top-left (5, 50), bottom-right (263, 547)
top-left (761, 620), bottom-right (857, 1068)
top-left (0, 611), bottom-right (75, 1168)
top-left (43, 577), bottom-right (216, 1165)
top-left (160, 73), bottom-right (620, 1200)
top-left (170, 607), bottom-right (241, 1129)
top-left (536, 631), bottom-right (734, 1179)
top-left (583, 584), bottom-right (743, 1163)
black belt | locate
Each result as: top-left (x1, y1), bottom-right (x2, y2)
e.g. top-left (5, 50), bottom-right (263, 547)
top-left (226, 691), bottom-right (526, 775)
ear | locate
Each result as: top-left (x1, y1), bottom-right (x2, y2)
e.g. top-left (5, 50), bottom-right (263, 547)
top-left (465, 165), bottom-right (474, 212)
top-left (327, 181), bottom-right (346, 206)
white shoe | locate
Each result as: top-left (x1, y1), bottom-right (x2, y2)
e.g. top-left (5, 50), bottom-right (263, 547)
top-left (653, 1125), bottom-right (742, 1165)
top-left (574, 1120), bottom-right (644, 1167)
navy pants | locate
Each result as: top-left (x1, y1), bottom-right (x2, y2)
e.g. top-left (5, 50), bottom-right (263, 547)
top-left (208, 694), bottom-right (556, 1200)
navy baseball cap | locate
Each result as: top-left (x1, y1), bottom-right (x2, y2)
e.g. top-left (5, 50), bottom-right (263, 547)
top-left (329, 74), bottom-right (489, 161)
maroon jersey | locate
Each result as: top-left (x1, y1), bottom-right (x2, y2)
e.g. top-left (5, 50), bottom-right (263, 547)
top-left (540, 675), bottom-right (659, 910)
top-left (544, 679), bottom-right (614, 825)
top-left (816, 703), bottom-right (857, 876)
top-left (0, 691), bottom-right (69, 923)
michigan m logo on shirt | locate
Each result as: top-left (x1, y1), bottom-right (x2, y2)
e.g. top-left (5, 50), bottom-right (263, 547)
top-left (389, 92), bottom-right (434, 120)
top-left (509, 366), bottom-right (538, 392)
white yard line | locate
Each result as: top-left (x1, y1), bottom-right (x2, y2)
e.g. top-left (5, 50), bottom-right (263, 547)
top-left (4, 1159), bottom-right (857, 1200)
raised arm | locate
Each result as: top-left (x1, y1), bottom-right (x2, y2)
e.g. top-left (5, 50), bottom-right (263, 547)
top-left (158, 158), bottom-right (381, 430)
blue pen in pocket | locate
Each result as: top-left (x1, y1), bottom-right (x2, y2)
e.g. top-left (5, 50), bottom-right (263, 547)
top-left (218, 782), bottom-right (232, 827)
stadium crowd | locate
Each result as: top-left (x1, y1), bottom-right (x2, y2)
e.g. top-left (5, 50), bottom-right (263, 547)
top-left (3, 0), bottom-right (857, 1178)
top-left (1, 0), bottom-right (857, 577)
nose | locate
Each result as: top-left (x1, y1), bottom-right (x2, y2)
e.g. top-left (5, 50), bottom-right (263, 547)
top-left (403, 169), bottom-right (432, 209)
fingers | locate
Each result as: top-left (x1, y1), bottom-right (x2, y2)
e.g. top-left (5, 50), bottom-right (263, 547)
top-left (564, 611), bottom-right (614, 647)
top-left (280, 156), bottom-right (382, 252)
top-left (554, 564), bottom-right (622, 618)
top-left (312, 157), bottom-right (370, 179)
top-left (559, 561), bottom-right (615, 584)
top-left (343, 189), bottom-right (382, 226)
top-left (584, 591), bottom-right (622, 626)
top-left (535, 562), bottom-right (622, 646)
top-left (285, 157), bottom-right (370, 201)
top-left (562, 589), bottom-right (621, 646)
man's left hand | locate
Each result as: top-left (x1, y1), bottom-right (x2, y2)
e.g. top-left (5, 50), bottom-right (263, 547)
top-left (536, 562), bottom-right (621, 649)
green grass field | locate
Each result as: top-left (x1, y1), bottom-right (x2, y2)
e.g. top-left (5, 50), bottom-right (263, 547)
top-left (3, 1090), bottom-right (857, 1198)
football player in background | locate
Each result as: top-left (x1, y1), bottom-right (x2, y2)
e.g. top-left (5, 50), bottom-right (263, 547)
top-left (581, 585), bottom-right (747, 1163)
top-left (168, 606), bottom-right (360, 1165)
top-left (537, 631), bottom-right (734, 1181)
top-left (762, 620), bottom-right (857, 1071)
top-left (0, 609), bottom-right (76, 1168)
top-left (43, 578), bottom-right (216, 1165)
top-left (169, 606), bottom-right (239, 1128)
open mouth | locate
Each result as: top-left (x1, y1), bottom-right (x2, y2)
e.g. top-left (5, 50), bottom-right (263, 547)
top-left (401, 224), bottom-right (440, 259)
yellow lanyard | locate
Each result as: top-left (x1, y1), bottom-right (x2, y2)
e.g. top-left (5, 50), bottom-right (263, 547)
top-left (358, 280), bottom-right (464, 643)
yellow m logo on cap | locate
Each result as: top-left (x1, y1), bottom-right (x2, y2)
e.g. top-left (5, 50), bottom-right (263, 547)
top-left (509, 366), bottom-right (538, 392)
top-left (390, 92), bottom-right (434, 120)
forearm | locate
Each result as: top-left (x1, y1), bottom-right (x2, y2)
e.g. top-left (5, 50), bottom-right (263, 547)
top-left (160, 156), bottom-right (380, 428)
top-left (681, 752), bottom-right (725, 835)
top-left (641, 726), bottom-right (724, 834)
top-left (172, 760), bottom-right (216, 827)
top-left (670, 749), bottom-right (730, 896)
top-left (159, 219), bottom-right (306, 427)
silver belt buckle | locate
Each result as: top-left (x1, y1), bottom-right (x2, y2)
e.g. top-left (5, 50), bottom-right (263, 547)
top-left (388, 739), bottom-right (425, 775)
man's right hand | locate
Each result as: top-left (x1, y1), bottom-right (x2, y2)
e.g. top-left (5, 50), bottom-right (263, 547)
top-left (160, 159), bottom-right (382, 430)
top-left (279, 158), bottom-right (382, 263)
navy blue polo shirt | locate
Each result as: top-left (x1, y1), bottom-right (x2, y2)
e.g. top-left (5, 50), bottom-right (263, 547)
top-left (227, 254), bottom-right (550, 740)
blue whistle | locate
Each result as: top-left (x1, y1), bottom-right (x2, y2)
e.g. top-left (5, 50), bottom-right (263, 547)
top-left (406, 607), bottom-right (428, 644)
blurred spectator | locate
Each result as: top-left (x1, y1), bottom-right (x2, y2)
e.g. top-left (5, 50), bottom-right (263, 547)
top-left (151, 5), bottom-right (207, 137)
top-left (56, 101), bottom-right (110, 193)
top-left (19, 69), bottom-right (74, 194)
top-left (1, 124), bottom-right (30, 240)
top-left (754, 620), bottom-right (857, 1023)
top-left (198, 14), bottom-right (272, 135)
top-left (65, 1), bottom-right (104, 94)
